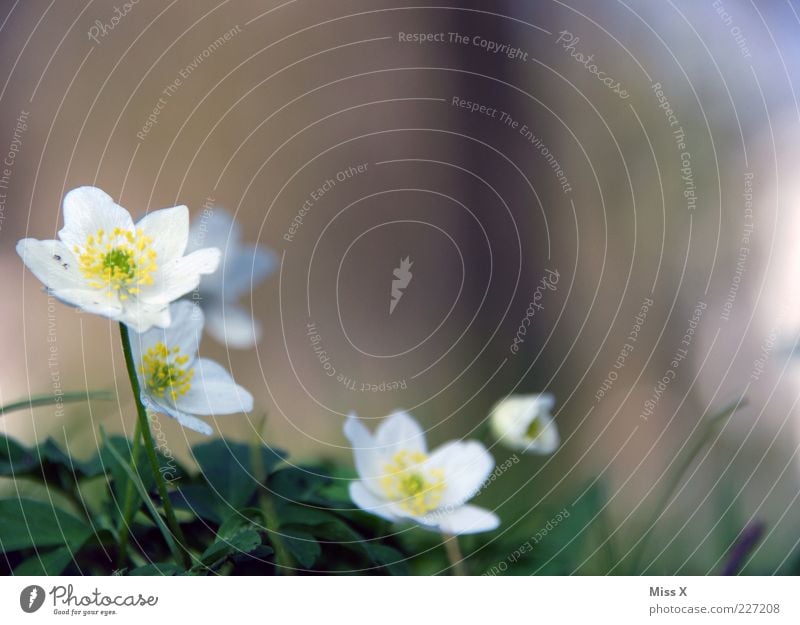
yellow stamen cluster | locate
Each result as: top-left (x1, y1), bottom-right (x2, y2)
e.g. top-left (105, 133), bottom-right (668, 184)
top-left (381, 450), bottom-right (445, 516)
top-left (526, 418), bottom-right (543, 441)
top-left (75, 227), bottom-right (157, 299)
top-left (140, 342), bottom-right (194, 401)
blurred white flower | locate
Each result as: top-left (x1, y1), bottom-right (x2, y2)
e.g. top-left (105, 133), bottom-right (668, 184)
top-left (490, 393), bottom-right (559, 454)
top-left (129, 300), bottom-right (253, 435)
top-left (16, 186), bottom-right (220, 332)
top-left (187, 209), bottom-right (276, 349)
top-left (345, 411), bottom-right (500, 535)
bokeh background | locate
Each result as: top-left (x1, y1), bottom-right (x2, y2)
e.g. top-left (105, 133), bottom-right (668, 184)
top-left (2, 0), bottom-right (800, 574)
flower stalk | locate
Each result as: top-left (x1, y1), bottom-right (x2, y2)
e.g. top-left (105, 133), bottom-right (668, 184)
top-left (443, 533), bottom-right (466, 575)
top-left (119, 322), bottom-right (190, 568)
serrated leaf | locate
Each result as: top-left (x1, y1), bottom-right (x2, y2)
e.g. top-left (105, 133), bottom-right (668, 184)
top-left (0, 499), bottom-right (91, 551)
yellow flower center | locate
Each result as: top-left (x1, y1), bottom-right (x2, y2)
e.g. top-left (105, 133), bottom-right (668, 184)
top-left (75, 227), bottom-right (157, 299)
top-left (140, 342), bottom-right (194, 401)
top-left (526, 418), bottom-right (543, 440)
top-left (380, 450), bottom-right (445, 516)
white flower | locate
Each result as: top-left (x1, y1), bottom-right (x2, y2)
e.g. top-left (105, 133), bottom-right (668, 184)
top-left (490, 393), bottom-right (559, 454)
top-left (345, 411), bottom-right (500, 535)
top-left (187, 209), bottom-right (276, 349)
top-left (17, 186), bottom-right (221, 332)
top-left (128, 300), bottom-right (253, 435)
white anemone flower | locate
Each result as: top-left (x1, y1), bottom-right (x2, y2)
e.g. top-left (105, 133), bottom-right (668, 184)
top-left (16, 186), bottom-right (221, 332)
top-left (490, 393), bottom-right (559, 454)
top-left (187, 209), bottom-right (276, 349)
top-left (129, 300), bottom-right (253, 435)
top-left (345, 411), bottom-right (500, 535)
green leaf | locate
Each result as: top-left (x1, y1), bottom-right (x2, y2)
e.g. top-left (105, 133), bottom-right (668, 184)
top-left (268, 467), bottom-right (331, 504)
top-left (192, 441), bottom-right (284, 509)
top-left (0, 499), bottom-right (91, 551)
top-left (13, 545), bottom-right (75, 575)
top-left (0, 389), bottom-right (114, 416)
top-left (199, 529), bottom-right (262, 568)
top-left (129, 563), bottom-right (183, 576)
top-left (366, 544), bottom-right (410, 575)
top-left (172, 484), bottom-right (229, 524)
top-left (0, 435), bottom-right (37, 475)
top-left (282, 529), bottom-right (320, 568)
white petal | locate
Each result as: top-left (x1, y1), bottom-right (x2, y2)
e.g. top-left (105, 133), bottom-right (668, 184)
top-left (343, 414), bottom-right (388, 495)
top-left (220, 245), bottom-right (277, 300)
top-left (163, 300), bottom-right (204, 355)
top-left (204, 303), bottom-right (261, 349)
top-left (144, 396), bottom-right (213, 436)
top-left (49, 288), bottom-right (124, 318)
top-left (429, 504), bottom-right (500, 535)
top-left (172, 412), bottom-right (214, 435)
top-left (375, 410), bottom-right (427, 455)
top-left (17, 239), bottom-right (85, 291)
top-left (426, 441), bottom-right (494, 507)
top-left (188, 208), bottom-right (240, 253)
top-left (524, 411), bottom-right (560, 454)
top-left (176, 358), bottom-right (253, 415)
top-left (349, 481), bottom-right (399, 523)
top-left (141, 247), bottom-right (221, 305)
top-left (115, 299), bottom-right (171, 333)
top-left (58, 187), bottom-right (134, 251)
top-left (490, 393), bottom-right (559, 454)
top-left (136, 205), bottom-right (189, 263)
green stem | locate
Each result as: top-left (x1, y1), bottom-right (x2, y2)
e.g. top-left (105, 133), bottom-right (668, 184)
top-left (259, 492), bottom-right (295, 575)
top-left (119, 322), bottom-right (190, 568)
top-left (116, 417), bottom-right (143, 568)
top-left (443, 533), bottom-right (467, 575)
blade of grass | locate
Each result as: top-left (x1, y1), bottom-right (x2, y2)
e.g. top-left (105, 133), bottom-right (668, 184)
top-left (0, 390), bottom-right (114, 417)
top-left (629, 397), bottom-right (746, 574)
top-left (101, 427), bottom-right (186, 569)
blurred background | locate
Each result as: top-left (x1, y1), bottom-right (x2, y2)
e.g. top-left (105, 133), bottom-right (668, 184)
top-left (2, 0), bottom-right (800, 573)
